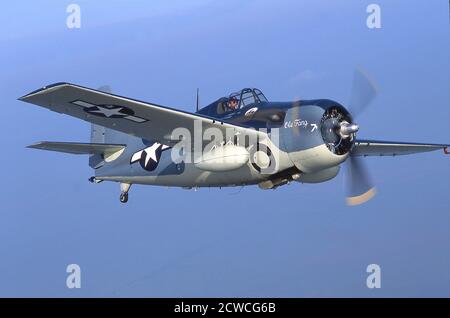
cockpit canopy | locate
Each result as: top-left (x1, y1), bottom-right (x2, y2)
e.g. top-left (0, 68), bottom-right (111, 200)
top-left (215, 88), bottom-right (268, 115)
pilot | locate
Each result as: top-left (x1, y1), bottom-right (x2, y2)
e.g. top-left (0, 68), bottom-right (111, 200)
top-left (228, 97), bottom-right (239, 110)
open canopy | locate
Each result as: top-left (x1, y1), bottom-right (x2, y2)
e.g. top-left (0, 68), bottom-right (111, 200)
top-left (207, 88), bottom-right (268, 115)
top-left (228, 88), bottom-right (268, 109)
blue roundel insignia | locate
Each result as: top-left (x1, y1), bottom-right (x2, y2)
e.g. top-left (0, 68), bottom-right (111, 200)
top-left (84, 105), bottom-right (134, 118)
top-left (130, 142), bottom-right (171, 172)
top-left (71, 100), bottom-right (148, 123)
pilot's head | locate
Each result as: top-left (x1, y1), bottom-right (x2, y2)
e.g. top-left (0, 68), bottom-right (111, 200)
top-left (229, 98), bottom-right (238, 110)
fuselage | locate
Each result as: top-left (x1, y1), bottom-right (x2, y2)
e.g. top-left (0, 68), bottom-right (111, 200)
top-left (95, 96), bottom-right (352, 188)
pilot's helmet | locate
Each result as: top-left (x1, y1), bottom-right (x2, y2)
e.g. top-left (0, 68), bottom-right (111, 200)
top-left (229, 97), bottom-right (238, 108)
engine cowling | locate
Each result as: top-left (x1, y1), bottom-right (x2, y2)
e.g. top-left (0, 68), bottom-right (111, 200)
top-left (280, 101), bottom-right (355, 173)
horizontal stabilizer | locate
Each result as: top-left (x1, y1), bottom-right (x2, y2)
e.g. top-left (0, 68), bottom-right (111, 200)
top-left (352, 140), bottom-right (449, 157)
top-left (27, 142), bottom-right (125, 155)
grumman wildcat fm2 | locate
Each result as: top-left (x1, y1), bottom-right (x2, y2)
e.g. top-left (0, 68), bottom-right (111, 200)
top-left (19, 70), bottom-right (449, 204)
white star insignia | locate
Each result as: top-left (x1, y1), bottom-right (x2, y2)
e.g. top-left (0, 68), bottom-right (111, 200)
top-left (72, 100), bottom-right (148, 123)
top-left (130, 142), bottom-right (170, 168)
top-left (89, 106), bottom-right (125, 117)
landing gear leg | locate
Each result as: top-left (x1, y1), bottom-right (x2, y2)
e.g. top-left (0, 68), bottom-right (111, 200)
top-left (119, 183), bottom-right (132, 204)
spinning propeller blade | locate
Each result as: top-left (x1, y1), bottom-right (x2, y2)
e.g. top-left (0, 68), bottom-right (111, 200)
top-left (348, 68), bottom-right (378, 118)
top-left (344, 68), bottom-right (378, 205)
top-left (345, 156), bottom-right (376, 206)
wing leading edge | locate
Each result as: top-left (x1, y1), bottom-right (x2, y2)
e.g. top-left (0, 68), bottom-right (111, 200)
top-left (352, 140), bottom-right (449, 157)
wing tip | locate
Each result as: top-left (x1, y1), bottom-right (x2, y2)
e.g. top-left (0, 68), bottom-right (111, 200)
top-left (18, 82), bottom-right (71, 101)
top-left (26, 141), bottom-right (47, 149)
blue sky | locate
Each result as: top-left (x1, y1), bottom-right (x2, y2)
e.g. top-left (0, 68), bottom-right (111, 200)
top-left (0, 0), bottom-right (449, 296)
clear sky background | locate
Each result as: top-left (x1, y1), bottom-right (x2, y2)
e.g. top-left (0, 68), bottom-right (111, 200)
top-left (0, 0), bottom-right (449, 297)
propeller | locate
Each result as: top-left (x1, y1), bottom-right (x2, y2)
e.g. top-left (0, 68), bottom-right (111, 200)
top-left (344, 68), bottom-right (378, 205)
top-left (345, 156), bottom-right (377, 205)
top-left (348, 67), bottom-right (378, 117)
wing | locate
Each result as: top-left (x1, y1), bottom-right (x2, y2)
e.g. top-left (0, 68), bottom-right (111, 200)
top-left (27, 141), bottom-right (125, 155)
top-left (352, 140), bottom-right (449, 157)
top-left (19, 83), bottom-right (263, 146)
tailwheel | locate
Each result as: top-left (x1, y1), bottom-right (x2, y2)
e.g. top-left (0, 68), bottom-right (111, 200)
top-left (119, 192), bottom-right (128, 203)
top-left (119, 182), bottom-right (132, 204)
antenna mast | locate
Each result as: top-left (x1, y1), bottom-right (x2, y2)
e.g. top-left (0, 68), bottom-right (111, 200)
top-left (196, 88), bottom-right (199, 112)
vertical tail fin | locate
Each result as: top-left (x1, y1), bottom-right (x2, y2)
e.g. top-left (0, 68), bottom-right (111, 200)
top-left (89, 85), bottom-right (131, 168)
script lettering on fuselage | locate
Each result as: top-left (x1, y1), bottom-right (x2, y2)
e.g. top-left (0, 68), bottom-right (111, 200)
top-left (284, 119), bottom-right (308, 129)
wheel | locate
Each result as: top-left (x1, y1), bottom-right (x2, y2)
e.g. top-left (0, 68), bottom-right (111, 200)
top-left (120, 192), bottom-right (128, 203)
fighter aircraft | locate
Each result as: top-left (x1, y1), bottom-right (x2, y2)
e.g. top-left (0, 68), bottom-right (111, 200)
top-left (19, 70), bottom-right (448, 204)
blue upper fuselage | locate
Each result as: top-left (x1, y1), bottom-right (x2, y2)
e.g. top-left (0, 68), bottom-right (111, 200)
top-left (196, 88), bottom-right (345, 129)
